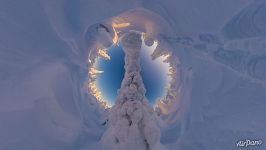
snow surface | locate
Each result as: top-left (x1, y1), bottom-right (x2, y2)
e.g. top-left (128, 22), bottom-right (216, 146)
top-left (0, 0), bottom-right (266, 150)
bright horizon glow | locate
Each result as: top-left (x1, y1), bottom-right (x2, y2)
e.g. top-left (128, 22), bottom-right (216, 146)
top-left (140, 40), bottom-right (171, 105)
top-left (141, 40), bottom-right (171, 85)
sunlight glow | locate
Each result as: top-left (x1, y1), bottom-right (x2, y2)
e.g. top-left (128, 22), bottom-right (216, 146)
top-left (112, 22), bottom-right (131, 28)
top-left (112, 28), bottom-right (119, 44)
top-left (111, 20), bottom-right (131, 44)
top-left (88, 64), bottom-right (111, 108)
top-left (98, 49), bottom-right (111, 60)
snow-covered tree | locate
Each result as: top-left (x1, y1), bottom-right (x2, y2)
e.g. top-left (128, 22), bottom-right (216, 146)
top-left (100, 31), bottom-right (161, 150)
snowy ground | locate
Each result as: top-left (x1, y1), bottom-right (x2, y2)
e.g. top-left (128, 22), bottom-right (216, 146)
top-left (0, 0), bottom-right (266, 149)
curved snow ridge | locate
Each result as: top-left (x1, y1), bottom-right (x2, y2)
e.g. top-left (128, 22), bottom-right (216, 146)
top-left (162, 31), bottom-right (266, 86)
top-left (222, 1), bottom-right (266, 39)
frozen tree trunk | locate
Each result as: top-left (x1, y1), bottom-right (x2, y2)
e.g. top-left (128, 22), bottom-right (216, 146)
top-left (100, 31), bottom-right (161, 150)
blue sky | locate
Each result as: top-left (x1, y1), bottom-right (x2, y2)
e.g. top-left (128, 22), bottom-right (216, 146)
top-left (96, 44), bottom-right (169, 105)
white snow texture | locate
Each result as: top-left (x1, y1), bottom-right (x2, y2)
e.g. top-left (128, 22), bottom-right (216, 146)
top-left (0, 0), bottom-right (266, 150)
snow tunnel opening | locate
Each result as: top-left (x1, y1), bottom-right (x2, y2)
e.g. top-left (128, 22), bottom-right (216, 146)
top-left (86, 8), bottom-right (181, 111)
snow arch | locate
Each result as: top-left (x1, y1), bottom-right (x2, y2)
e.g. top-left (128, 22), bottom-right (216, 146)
top-left (84, 8), bottom-right (190, 116)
